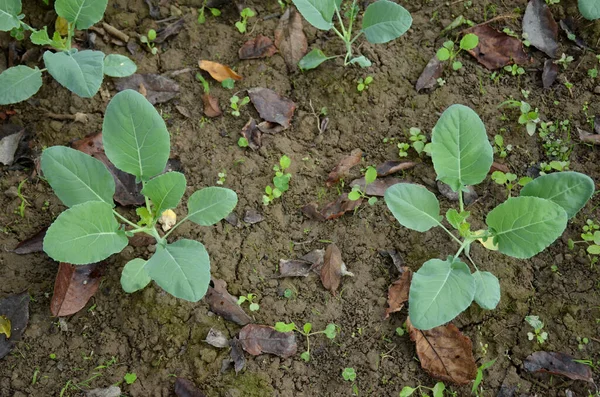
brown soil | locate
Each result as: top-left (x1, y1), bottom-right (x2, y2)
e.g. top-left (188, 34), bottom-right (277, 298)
top-left (1, 0), bottom-right (600, 396)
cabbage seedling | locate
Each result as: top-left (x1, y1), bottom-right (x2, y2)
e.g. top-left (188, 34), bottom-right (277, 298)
top-left (197, 0), bottom-right (221, 24)
top-left (230, 95), bottom-right (250, 117)
top-left (294, 0), bottom-right (412, 70)
top-left (436, 33), bottom-right (479, 71)
top-left (384, 104), bottom-right (594, 330)
top-left (235, 8), bottom-right (255, 33)
top-left (0, 0), bottom-right (137, 105)
top-left (274, 322), bottom-right (337, 362)
top-left (263, 155), bottom-right (292, 205)
top-left (490, 171), bottom-right (532, 199)
top-left (525, 316), bottom-right (548, 345)
top-left (237, 293), bottom-right (259, 312)
top-left (356, 76), bottom-right (373, 92)
top-left (140, 29), bottom-right (158, 55)
top-left (349, 166), bottom-right (377, 205)
top-left (41, 90), bottom-right (238, 302)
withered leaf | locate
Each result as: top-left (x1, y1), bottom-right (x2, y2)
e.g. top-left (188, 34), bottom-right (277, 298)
top-left (559, 18), bottom-right (590, 50)
top-left (376, 161), bottom-right (416, 177)
top-left (94, 152), bottom-right (145, 206)
top-left (577, 127), bottom-right (600, 145)
top-left (274, 7), bottom-right (307, 71)
top-left (407, 318), bottom-right (477, 385)
top-left (0, 125), bottom-right (25, 166)
top-left (0, 292), bottom-right (29, 359)
top-left (201, 94), bottom-right (222, 118)
top-left (71, 131), bottom-right (103, 155)
top-left (154, 18), bottom-right (184, 44)
top-left (490, 161), bottom-right (510, 174)
top-left (257, 121), bottom-right (285, 134)
top-left (278, 249), bottom-right (325, 277)
top-left (51, 262), bottom-right (106, 317)
top-left (175, 105), bottom-right (192, 118)
top-left (320, 244), bottom-right (352, 295)
top-left (542, 59), bottom-right (558, 89)
top-left (115, 74), bottom-right (179, 104)
top-left (12, 226), bottom-right (48, 254)
top-left (326, 149), bottom-right (363, 187)
top-left (239, 35), bottom-right (278, 59)
top-left (248, 88), bottom-right (296, 130)
top-left (240, 118), bottom-right (262, 150)
top-left (378, 249), bottom-right (405, 273)
top-left (174, 378), bottom-right (207, 397)
top-left (385, 268), bottom-right (412, 319)
top-left (464, 24), bottom-right (532, 70)
top-left (239, 324), bottom-right (297, 358)
top-left (524, 351), bottom-right (594, 382)
top-left (205, 279), bottom-right (252, 326)
top-left (320, 193), bottom-right (362, 220)
top-left (199, 60), bottom-right (242, 82)
top-left (523, 0), bottom-right (559, 58)
top-left (230, 338), bottom-right (246, 374)
top-left (416, 55), bottom-right (443, 92)
top-left (349, 177), bottom-right (403, 197)
top-left (205, 328), bottom-right (229, 348)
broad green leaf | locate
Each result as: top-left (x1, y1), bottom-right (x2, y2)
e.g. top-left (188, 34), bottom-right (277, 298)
top-left (587, 245), bottom-right (600, 254)
top-left (120, 258), bottom-right (151, 293)
top-left (349, 56), bottom-right (372, 68)
top-left (291, 0), bottom-right (341, 30)
top-left (486, 196), bottom-right (568, 259)
top-left (436, 47), bottom-right (450, 61)
top-left (384, 183), bottom-right (442, 232)
top-left (102, 89), bottom-right (170, 181)
top-left (299, 48), bottom-right (330, 71)
top-left (30, 27), bottom-right (67, 49)
top-left (472, 271), bottom-right (500, 310)
top-left (0, 65), bottom-right (42, 105)
top-left (44, 49), bottom-right (104, 98)
top-left (460, 33), bottom-right (479, 50)
top-left (579, 0), bottom-right (600, 20)
top-left (274, 322), bottom-right (296, 333)
top-left (520, 172), bottom-right (594, 219)
top-left (41, 146), bottom-right (115, 207)
top-left (141, 172), bottom-right (186, 216)
top-left (362, 0), bottom-right (412, 44)
top-left (55, 0), bottom-right (108, 29)
top-left (431, 104), bottom-right (493, 191)
top-left (408, 257), bottom-right (475, 330)
top-left (103, 54), bottom-right (137, 77)
top-left (399, 387), bottom-right (416, 397)
top-left (432, 382), bottom-right (446, 397)
top-left (145, 239), bottom-right (210, 302)
top-left (187, 187), bottom-right (238, 226)
top-left (0, 0), bottom-right (21, 31)
top-left (43, 201), bottom-right (127, 264)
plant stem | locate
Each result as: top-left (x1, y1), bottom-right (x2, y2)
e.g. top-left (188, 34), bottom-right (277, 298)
top-left (66, 22), bottom-right (74, 49)
top-left (438, 223), bottom-right (464, 246)
top-left (347, 0), bottom-right (357, 37)
top-left (162, 215), bottom-right (189, 239)
top-left (112, 210), bottom-right (140, 229)
top-left (459, 189), bottom-right (465, 213)
top-left (454, 238), bottom-right (472, 260)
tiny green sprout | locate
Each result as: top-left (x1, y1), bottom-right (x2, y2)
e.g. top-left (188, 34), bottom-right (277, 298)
top-left (436, 33), bottom-right (478, 71)
top-left (395, 327), bottom-right (405, 336)
top-left (588, 68), bottom-right (598, 78)
top-left (274, 321), bottom-right (337, 362)
top-left (198, 0), bottom-right (221, 24)
top-left (195, 73), bottom-right (210, 94)
top-left (409, 127), bottom-right (431, 155)
top-left (15, 179), bottom-right (29, 218)
top-left (493, 134), bottom-right (511, 158)
top-left (283, 288), bottom-right (294, 299)
top-left (503, 64), bottom-right (525, 76)
top-left (230, 95), bottom-right (250, 117)
top-left (400, 382), bottom-right (446, 397)
top-left (237, 293), bottom-right (259, 312)
top-left (499, 99), bottom-right (539, 136)
top-left (124, 373), bottom-right (137, 385)
top-left (521, 89), bottom-right (530, 99)
top-left (491, 171), bottom-right (532, 199)
top-left (217, 171), bottom-right (226, 185)
top-left (577, 336), bottom-right (590, 350)
top-left (263, 155), bottom-right (292, 205)
top-left (49, 353), bottom-right (57, 360)
top-left (398, 142), bottom-right (410, 157)
top-left (436, 77), bottom-right (446, 86)
top-left (525, 315), bottom-right (548, 345)
top-left (348, 166), bottom-right (378, 205)
top-left (222, 78), bottom-right (235, 89)
top-left (235, 8), bottom-right (256, 33)
top-left (342, 367), bottom-right (356, 381)
top-left (539, 160), bottom-right (569, 175)
top-left (140, 29), bottom-right (158, 55)
top-left (237, 137), bottom-right (249, 148)
top-left (564, 79), bottom-right (574, 96)
top-left (472, 359), bottom-right (496, 395)
top-left (357, 76), bottom-right (373, 92)
top-left (555, 53), bottom-right (574, 70)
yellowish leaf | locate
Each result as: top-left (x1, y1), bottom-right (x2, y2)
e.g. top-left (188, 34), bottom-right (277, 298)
top-left (55, 16), bottom-right (69, 37)
top-left (198, 60), bottom-right (242, 82)
top-left (0, 315), bottom-right (11, 339)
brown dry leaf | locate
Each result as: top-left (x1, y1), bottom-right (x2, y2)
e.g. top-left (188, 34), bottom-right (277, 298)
top-left (51, 262), bottom-right (106, 317)
top-left (201, 94), bottom-right (222, 118)
top-left (542, 59), bottom-right (558, 89)
top-left (406, 318), bottom-right (477, 385)
top-left (115, 74), bottom-right (179, 104)
top-left (0, 125), bottom-right (25, 166)
top-left (138, 82), bottom-right (147, 97)
top-left (349, 177), bottom-right (403, 197)
top-left (379, 249), bottom-right (405, 273)
top-left (174, 378), bottom-right (207, 397)
top-left (0, 292), bottom-right (29, 359)
top-left (205, 279), bottom-right (252, 326)
top-left (384, 268), bottom-right (412, 319)
top-left (199, 60), bottom-right (242, 82)
top-left (464, 24), bottom-right (532, 70)
top-left (578, 127), bottom-right (600, 144)
top-left (239, 324), bottom-right (297, 358)
top-left (416, 55), bottom-right (444, 92)
top-left (490, 161), bottom-right (510, 174)
top-left (320, 244), bottom-right (353, 295)
top-left (175, 105), bottom-right (192, 118)
top-left (326, 149), bottom-right (363, 187)
top-left (524, 351), bottom-right (594, 382)
top-left (12, 226), bottom-right (48, 254)
top-left (321, 193), bottom-right (362, 220)
top-left (523, 0), bottom-right (559, 58)
top-left (248, 88), bottom-right (296, 130)
top-left (205, 328), bottom-right (229, 348)
top-left (239, 35), bottom-right (278, 59)
top-left (274, 7), bottom-right (307, 71)
top-left (71, 132), bottom-right (103, 155)
top-left (240, 118), bottom-right (261, 150)
top-left (376, 161), bottom-right (416, 177)
top-left (229, 338), bottom-right (246, 374)
top-left (154, 18), bottom-right (184, 43)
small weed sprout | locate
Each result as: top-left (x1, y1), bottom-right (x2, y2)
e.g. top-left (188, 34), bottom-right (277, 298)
top-left (503, 64), bottom-right (525, 76)
top-left (525, 315), bottom-right (548, 345)
top-left (15, 179), bottom-right (29, 218)
top-left (342, 367), bottom-right (356, 381)
top-left (555, 53), bottom-right (574, 70)
top-left (398, 142), bottom-right (410, 157)
top-left (577, 336), bottom-right (590, 350)
top-left (140, 29), bottom-right (158, 55)
top-left (436, 33), bottom-right (479, 71)
top-left (237, 137), bottom-right (249, 148)
top-left (235, 8), bottom-right (256, 33)
top-left (263, 155), bottom-right (292, 205)
top-left (222, 78), bottom-right (235, 89)
top-left (237, 293), bottom-right (259, 311)
top-left (197, 0), bottom-right (221, 24)
top-left (274, 322), bottom-right (337, 362)
top-left (230, 95), bottom-right (250, 117)
top-left (348, 166), bottom-right (378, 205)
top-left (124, 373), bottom-right (137, 385)
top-left (357, 76), bottom-right (373, 92)
top-left (491, 171), bottom-right (532, 199)
top-left (539, 160), bottom-right (569, 174)
top-left (217, 171), bottom-right (226, 185)
top-left (493, 134), bottom-right (511, 158)
top-left (409, 127), bottom-right (431, 155)
top-left (472, 359), bottom-right (496, 397)
top-left (499, 100), bottom-right (540, 136)
top-left (400, 382), bottom-right (446, 397)
top-left (195, 73), bottom-right (210, 94)
top-left (568, 219), bottom-right (600, 266)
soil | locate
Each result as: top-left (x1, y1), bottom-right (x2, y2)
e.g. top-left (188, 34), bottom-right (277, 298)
top-left (1, 0), bottom-right (600, 396)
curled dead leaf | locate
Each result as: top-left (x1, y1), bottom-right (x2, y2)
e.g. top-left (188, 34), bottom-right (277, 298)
top-left (248, 88), bottom-right (296, 130)
top-left (205, 279), bottom-right (252, 326)
top-left (385, 268), bottom-right (412, 319)
top-left (320, 244), bottom-right (353, 295)
top-left (239, 35), bottom-right (278, 59)
top-left (239, 324), bottom-right (297, 358)
top-left (51, 262), bottom-right (106, 317)
top-left (202, 94), bottom-right (222, 118)
top-left (464, 24), bottom-right (532, 70)
top-left (326, 149), bottom-right (363, 187)
top-left (274, 7), bottom-right (307, 71)
top-left (524, 351), bottom-right (593, 382)
top-left (416, 55), bottom-right (444, 92)
top-left (199, 60), bottom-right (242, 82)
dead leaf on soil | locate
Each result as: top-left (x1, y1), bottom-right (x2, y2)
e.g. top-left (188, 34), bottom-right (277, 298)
top-left (51, 262), bottom-right (106, 317)
top-left (201, 94), bottom-right (222, 118)
top-left (376, 160), bottom-right (416, 177)
top-left (248, 87), bottom-right (296, 130)
top-left (326, 149), bottom-right (363, 187)
top-left (577, 127), bottom-right (600, 145)
top-left (0, 124), bottom-right (25, 166)
top-left (320, 244), bottom-right (353, 295)
top-left (385, 268), bottom-right (412, 319)
top-left (274, 7), bottom-right (307, 71)
top-left (198, 60), bottom-right (242, 82)
top-left (523, 0), bottom-right (559, 58)
top-left (257, 120), bottom-right (285, 134)
top-left (205, 328), bottom-right (229, 348)
top-left (278, 249), bottom-right (325, 277)
top-left (302, 193), bottom-right (363, 221)
top-left (175, 105), bottom-right (192, 118)
top-left (0, 292), bottom-right (29, 359)
top-left (406, 318), bottom-right (477, 385)
top-left (490, 161), bottom-right (510, 174)
top-left (416, 55), bottom-right (444, 92)
top-left (240, 118), bottom-right (262, 150)
top-left (239, 324), bottom-right (297, 358)
top-left (559, 18), bottom-right (590, 50)
top-left (230, 337), bottom-right (246, 374)
top-left (174, 378), bottom-right (207, 397)
top-left (115, 74), bottom-right (180, 104)
top-left (12, 226), bottom-right (48, 254)
top-left (205, 279), bottom-right (252, 326)
top-left (542, 59), bottom-right (559, 88)
top-left (86, 385), bottom-right (121, 397)
top-left (524, 351), bottom-right (594, 382)
top-left (239, 35), bottom-right (278, 59)
top-left (463, 24), bottom-right (532, 70)
top-left (349, 177), bottom-right (403, 197)
top-left (378, 249), bottom-right (405, 273)
top-left (154, 18), bottom-right (184, 44)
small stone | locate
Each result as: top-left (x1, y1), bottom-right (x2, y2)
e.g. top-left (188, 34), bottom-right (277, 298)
top-left (4, 186), bottom-right (18, 198)
top-left (243, 209), bottom-right (264, 224)
top-left (366, 351), bottom-right (379, 371)
top-left (86, 386), bottom-right (121, 397)
top-left (594, 86), bottom-right (600, 94)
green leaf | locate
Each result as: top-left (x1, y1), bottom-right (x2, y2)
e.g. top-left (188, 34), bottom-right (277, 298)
top-left (102, 89), bottom-right (170, 181)
top-left (579, 0), bottom-right (600, 20)
top-left (44, 49), bottom-right (104, 98)
top-left (587, 245), bottom-right (600, 255)
top-left (55, 0), bottom-right (108, 29)
top-left (472, 271), bottom-right (500, 310)
top-left (348, 190), bottom-right (361, 201)
top-left (399, 386), bottom-right (416, 397)
top-left (432, 382), bottom-right (446, 397)
top-left (384, 183), bottom-right (442, 232)
top-left (103, 54), bottom-right (137, 77)
top-left (0, 65), bottom-right (42, 105)
top-left (436, 47), bottom-right (450, 61)
top-left (303, 323), bottom-right (312, 333)
top-left (141, 172), bottom-right (186, 217)
top-left (274, 322), bottom-right (296, 333)
top-left (0, 0), bottom-right (21, 31)
top-left (30, 27), bottom-right (67, 49)
top-left (520, 172), bottom-right (594, 219)
top-left (120, 258), bottom-right (151, 293)
top-left (408, 257), bottom-right (476, 330)
top-left (291, 0), bottom-right (340, 30)
top-left (349, 55), bottom-right (372, 68)
top-left (365, 166), bottom-right (377, 184)
top-left (324, 323), bottom-right (336, 339)
top-left (186, 187), bottom-right (238, 226)
top-left (460, 33), bottom-right (479, 50)
top-left (486, 196), bottom-right (568, 259)
top-left (301, 351), bottom-right (310, 361)
top-left (41, 146), bottom-right (115, 207)
top-left (146, 239), bottom-right (210, 302)
top-left (280, 155), bottom-right (291, 170)
top-left (446, 209), bottom-right (470, 229)
top-left (299, 48), bottom-right (330, 71)
top-left (362, 0), bottom-right (412, 44)
top-left (431, 104), bottom-right (493, 191)
top-left (43, 201), bottom-right (127, 264)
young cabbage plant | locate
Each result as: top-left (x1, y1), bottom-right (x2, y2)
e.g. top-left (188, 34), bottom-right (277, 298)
top-left (384, 104), bottom-right (594, 330)
top-left (40, 90), bottom-right (238, 302)
top-left (293, 0), bottom-right (412, 70)
top-left (0, 0), bottom-right (136, 105)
